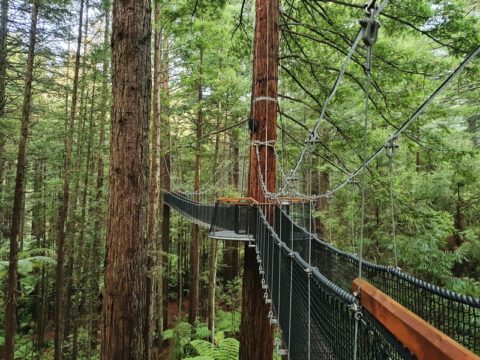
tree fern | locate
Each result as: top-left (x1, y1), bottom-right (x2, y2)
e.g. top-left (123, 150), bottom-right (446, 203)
top-left (189, 338), bottom-right (239, 360)
top-left (195, 326), bottom-right (210, 340)
top-left (217, 338), bottom-right (239, 360)
top-left (190, 339), bottom-right (217, 358)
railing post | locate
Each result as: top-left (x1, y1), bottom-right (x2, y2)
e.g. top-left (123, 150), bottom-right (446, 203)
top-left (234, 205), bottom-right (240, 234)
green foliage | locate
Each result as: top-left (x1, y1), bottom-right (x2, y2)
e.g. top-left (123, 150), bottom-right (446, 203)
top-left (194, 325), bottom-right (211, 340)
top-left (189, 338), bottom-right (239, 360)
top-left (164, 317), bottom-right (240, 360)
top-left (1, 0), bottom-right (480, 358)
top-left (215, 310), bottom-right (240, 336)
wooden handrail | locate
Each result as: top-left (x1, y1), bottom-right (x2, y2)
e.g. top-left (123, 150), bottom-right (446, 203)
top-left (216, 197), bottom-right (259, 205)
top-left (216, 196), bottom-right (311, 205)
top-left (352, 278), bottom-right (480, 360)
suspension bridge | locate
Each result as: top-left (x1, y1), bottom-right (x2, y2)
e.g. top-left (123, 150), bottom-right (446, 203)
top-left (163, 43), bottom-right (480, 359)
top-left (165, 191), bottom-right (480, 359)
top-left (162, 0), bottom-right (480, 358)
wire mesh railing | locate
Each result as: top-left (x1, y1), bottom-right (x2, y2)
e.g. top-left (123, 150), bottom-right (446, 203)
top-left (164, 192), bottom-right (480, 357)
top-left (253, 206), bottom-right (415, 360)
top-left (164, 192), bottom-right (256, 238)
top-left (164, 192), bottom-right (215, 228)
top-left (273, 206), bottom-right (480, 355)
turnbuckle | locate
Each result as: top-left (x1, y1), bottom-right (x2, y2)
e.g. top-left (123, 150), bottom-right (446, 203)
top-left (359, 1), bottom-right (381, 47)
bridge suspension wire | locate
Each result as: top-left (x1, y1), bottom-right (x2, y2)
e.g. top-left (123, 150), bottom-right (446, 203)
top-left (355, 1), bottom-right (381, 357)
top-left (386, 137), bottom-right (399, 268)
top-left (280, 42), bottom-right (480, 203)
top-left (307, 148), bottom-right (313, 360)
top-left (280, 0), bottom-right (390, 195)
top-left (167, 154), bottom-right (236, 200)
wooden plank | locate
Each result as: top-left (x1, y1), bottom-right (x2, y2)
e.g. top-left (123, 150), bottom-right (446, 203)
top-left (352, 278), bottom-right (480, 360)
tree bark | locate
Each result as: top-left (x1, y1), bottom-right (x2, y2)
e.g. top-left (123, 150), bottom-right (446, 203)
top-left (189, 46), bottom-right (204, 325)
top-left (100, 0), bottom-right (151, 358)
top-left (0, 0), bottom-right (8, 235)
top-left (159, 29), bottom-right (171, 339)
top-left (88, 1), bottom-right (110, 353)
top-left (208, 100), bottom-right (222, 342)
top-left (64, 0), bottom-right (92, 342)
top-left (240, 0), bottom-right (279, 358)
top-left (223, 129), bottom-right (240, 284)
top-left (54, 1), bottom-right (85, 357)
top-left (146, 1), bottom-right (162, 354)
top-left (72, 76), bottom-right (96, 360)
top-left (32, 159), bottom-right (46, 351)
top-left (4, 2), bottom-right (39, 358)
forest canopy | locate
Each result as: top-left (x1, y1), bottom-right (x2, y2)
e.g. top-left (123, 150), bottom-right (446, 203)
top-left (0, 0), bottom-right (479, 359)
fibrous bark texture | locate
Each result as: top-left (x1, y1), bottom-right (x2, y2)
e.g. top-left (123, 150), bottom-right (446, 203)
top-left (101, 0), bottom-right (151, 359)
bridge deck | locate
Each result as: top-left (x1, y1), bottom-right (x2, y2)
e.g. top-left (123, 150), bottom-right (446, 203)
top-left (208, 230), bottom-right (254, 242)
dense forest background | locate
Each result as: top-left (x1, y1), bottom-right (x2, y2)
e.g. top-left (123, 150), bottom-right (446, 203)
top-left (0, 0), bottom-right (479, 358)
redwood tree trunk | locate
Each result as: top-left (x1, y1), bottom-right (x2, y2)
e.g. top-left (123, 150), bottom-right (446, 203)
top-left (88, 1), bottom-right (110, 352)
top-left (54, 1), bottom-right (84, 357)
top-left (159, 34), bottom-right (171, 335)
top-left (189, 47), bottom-right (204, 325)
top-left (100, 0), bottom-right (151, 358)
top-left (4, 2), bottom-right (39, 358)
top-left (223, 130), bottom-right (240, 284)
top-left (32, 159), bottom-right (46, 351)
top-left (240, 0), bottom-right (279, 358)
top-left (0, 0), bottom-right (8, 233)
top-left (146, 1), bottom-right (162, 353)
top-left (207, 101), bottom-right (222, 341)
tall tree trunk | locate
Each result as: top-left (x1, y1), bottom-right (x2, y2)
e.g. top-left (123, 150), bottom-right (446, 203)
top-left (224, 129), bottom-right (240, 284)
top-left (208, 101), bottom-right (222, 342)
top-left (161, 50), bottom-right (172, 338)
top-left (146, 2), bottom-right (162, 354)
top-left (100, 0), bottom-right (151, 358)
top-left (240, 0), bottom-right (279, 358)
top-left (64, 0), bottom-right (91, 342)
top-left (88, 1), bottom-right (110, 352)
top-left (4, 2), bottom-right (39, 358)
top-left (188, 47), bottom-right (204, 325)
top-left (72, 76), bottom-right (96, 360)
top-left (159, 18), bottom-right (171, 344)
top-left (178, 218), bottom-right (184, 316)
top-left (32, 159), bottom-right (47, 351)
top-left (0, 0), bottom-right (8, 235)
top-left (54, 1), bottom-right (84, 358)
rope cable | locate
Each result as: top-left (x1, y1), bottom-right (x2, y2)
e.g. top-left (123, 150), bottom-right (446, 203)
top-left (386, 138), bottom-right (399, 268)
top-left (355, 2), bottom-right (379, 357)
top-left (281, 0), bottom-right (390, 194)
top-left (304, 42), bottom-right (480, 201)
top-left (358, 44), bottom-right (372, 283)
top-left (307, 148), bottom-right (313, 360)
top-left (265, 0), bottom-right (270, 201)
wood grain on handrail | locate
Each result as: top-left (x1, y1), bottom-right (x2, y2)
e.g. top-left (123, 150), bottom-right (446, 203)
top-left (352, 278), bottom-right (479, 360)
top-left (216, 197), bottom-right (259, 205)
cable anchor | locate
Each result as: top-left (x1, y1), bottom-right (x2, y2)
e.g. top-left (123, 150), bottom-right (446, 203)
top-left (305, 130), bottom-right (317, 144)
top-left (385, 135), bottom-right (399, 158)
top-left (347, 176), bottom-right (358, 186)
top-left (360, 1), bottom-right (381, 46)
top-left (360, 1), bottom-right (381, 71)
top-left (264, 292), bottom-right (272, 304)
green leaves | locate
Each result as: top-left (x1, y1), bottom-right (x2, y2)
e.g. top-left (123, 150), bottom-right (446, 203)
top-left (163, 320), bottom-right (240, 360)
top-left (189, 338), bottom-right (239, 360)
